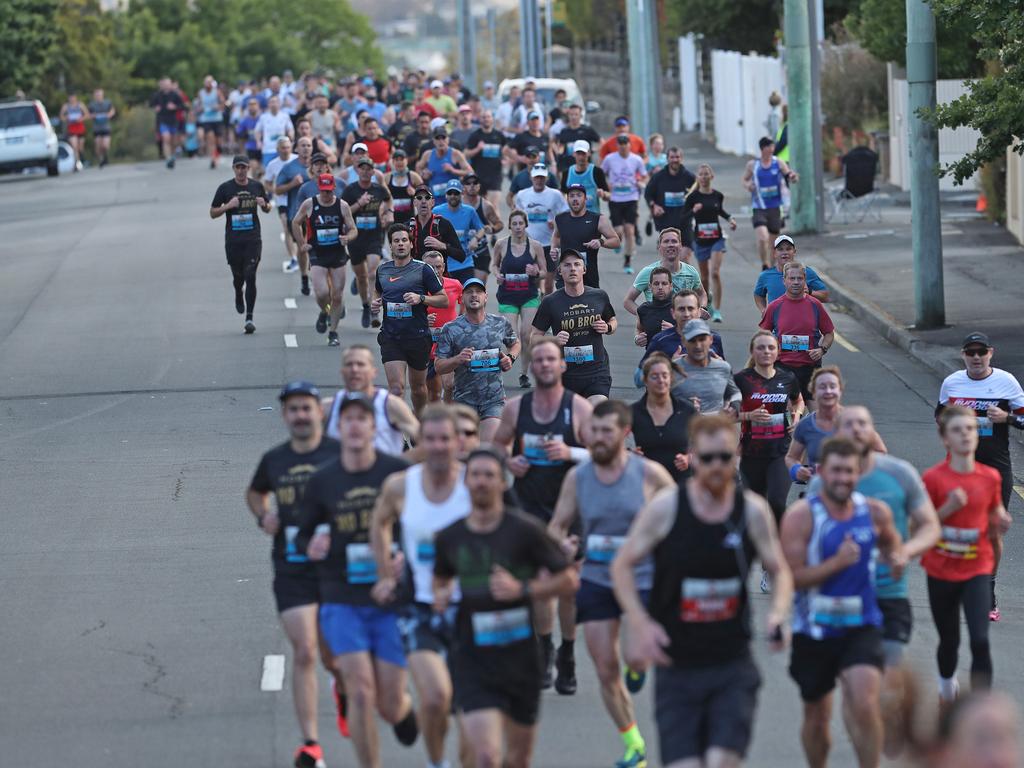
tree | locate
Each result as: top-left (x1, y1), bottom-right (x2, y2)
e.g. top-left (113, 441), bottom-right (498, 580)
top-left (664, 0), bottom-right (782, 55)
top-left (926, 0), bottom-right (1024, 184)
top-left (0, 0), bottom-right (59, 97)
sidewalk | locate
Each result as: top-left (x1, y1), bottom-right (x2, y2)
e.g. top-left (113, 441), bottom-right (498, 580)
top-left (668, 131), bottom-right (1024, 382)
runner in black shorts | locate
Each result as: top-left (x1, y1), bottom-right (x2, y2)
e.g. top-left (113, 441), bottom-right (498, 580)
top-left (461, 173), bottom-right (503, 282)
top-left (209, 155), bottom-right (271, 334)
top-left (342, 157), bottom-right (394, 329)
top-left (372, 224), bottom-right (448, 415)
top-left (433, 446), bottom-right (578, 768)
top-left (247, 380), bottom-right (347, 768)
top-left (613, 413), bottom-right (793, 768)
top-left (531, 250), bottom-right (617, 403)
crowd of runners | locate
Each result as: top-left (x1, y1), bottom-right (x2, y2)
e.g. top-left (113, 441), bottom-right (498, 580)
top-left (211, 67), bottom-right (1024, 768)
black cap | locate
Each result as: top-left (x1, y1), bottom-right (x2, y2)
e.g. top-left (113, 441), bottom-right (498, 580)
top-left (558, 248), bottom-right (585, 263)
top-left (309, 152), bottom-right (328, 164)
top-left (433, 129), bottom-right (449, 139)
top-left (961, 332), bottom-right (992, 349)
top-left (413, 183), bottom-right (432, 195)
top-left (279, 380), bottom-right (321, 401)
top-left (463, 173), bottom-right (480, 183)
top-left (232, 154), bottom-right (250, 167)
top-left (392, 148), bottom-right (407, 158)
top-left (566, 182), bottom-right (587, 195)
top-left (355, 156), bottom-right (374, 167)
top-left (337, 393), bottom-right (376, 417)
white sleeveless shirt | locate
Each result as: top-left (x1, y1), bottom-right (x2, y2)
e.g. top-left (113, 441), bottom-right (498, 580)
top-left (401, 464), bottom-right (470, 604)
top-left (325, 388), bottom-right (406, 456)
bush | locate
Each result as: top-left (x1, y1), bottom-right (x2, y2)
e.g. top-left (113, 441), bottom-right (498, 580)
top-left (110, 104), bottom-right (160, 163)
top-left (820, 42), bottom-right (887, 133)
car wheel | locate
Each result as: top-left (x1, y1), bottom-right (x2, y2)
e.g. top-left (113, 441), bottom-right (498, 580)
top-left (47, 158), bottom-right (59, 177)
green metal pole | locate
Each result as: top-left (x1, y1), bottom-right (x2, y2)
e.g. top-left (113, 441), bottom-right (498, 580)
top-left (783, 0), bottom-right (818, 232)
top-left (906, 0), bottom-right (945, 327)
top-left (626, 0), bottom-right (661, 139)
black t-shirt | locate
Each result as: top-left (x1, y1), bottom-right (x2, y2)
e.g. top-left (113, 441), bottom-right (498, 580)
top-left (388, 118), bottom-right (416, 145)
top-left (249, 437), bottom-right (340, 572)
top-left (532, 286), bottom-right (615, 377)
top-left (733, 367), bottom-right (801, 458)
top-left (341, 182), bottom-right (392, 244)
top-left (466, 128), bottom-right (507, 183)
top-left (434, 511), bottom-right (568, 654)
top-left (555, 125), bottom-right (601, 168)
top-left (404, 131), bottom-right (434, 163)
top-left (637, 298), bottom-right (674, 343)
top-left (211, 179), bottom-right (265, 242)
top-left (682, 189), bottom-right (731, 244)
top-left (644, 165), bottom-right (698, 231)
top-left (509, 130), bottom-right (549, 167)
top-left (298, 453), bottom-right (408, 604)
top-left (150, 90), bottom-right (181, 123)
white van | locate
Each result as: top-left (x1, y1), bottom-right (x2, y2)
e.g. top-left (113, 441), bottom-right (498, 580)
top-left (496, 78), bottom-right (600, 121)
top-left (0, 99), bottom-right (60, 177)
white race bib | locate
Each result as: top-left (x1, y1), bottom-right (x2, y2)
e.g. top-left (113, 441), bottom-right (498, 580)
top-left (810, 595), bottom-right (864, 628)
top-left (564, 344), bottom-right (595, 364)
top-left (680, 578), bottom-right (741, 623)
top-left (471, 607), bottom-right (531, 646)
top-left (780, 334), bottom-right (810, 352)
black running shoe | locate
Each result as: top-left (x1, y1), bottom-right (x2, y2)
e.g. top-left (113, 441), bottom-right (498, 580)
top-left (392, 708), bottom-right (419, 747)
top-left (328, 331), bottom-right (340, 346)
top-left (350, 276), bottom-right (359, 296)
top-left (244, 319), bottom-right (255, 334)
top-left (301, 275), bottom-right (311, 296)
top-left (645, 219), bottom-right (653, 237)
top-left (361, 304), bottom-right (371, 329)
top-left (235, 292), bottom-right (245, 315)
top-left (519, 374), bottom-right (531, 389)
top-left (554, 645), bottom-right (577, 695)
top-left (541, 639), bottom-right (555, 690)
top-left (315, 311), bottom-right (328, 334)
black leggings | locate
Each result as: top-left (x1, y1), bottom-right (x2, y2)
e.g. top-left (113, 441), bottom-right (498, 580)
top-left (226, 241), bottom-right (261, 316)
top-left (927, 574), bottom-right (992, 689)
top-left (739, 454), bottom-right (792, 524)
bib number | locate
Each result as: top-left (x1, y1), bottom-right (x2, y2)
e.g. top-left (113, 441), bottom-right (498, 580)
top-left (316, 227), bottom-right (340, 245)
top-left (977, 416), bottom-right (993, 437)
top-left (697, 222), bottom-right (721, 240)
top-left (613, 184), bottom-right (633, 195)
top-left (431, 182), bottom-right (447, 197)
top-left (585, 535), bottom-right (625, 564)
top-left (760, 184), bottom-right (780, 200)
top-left (232, 213), bottom-right (254, 231)
top-left (356, 216), bottom-right (377, 230)
top-left (284, 525), bottom-right (308, 563)
top-left (470, 348), bottom-right (501, 373)
top-left (937, 526), bottom-right (980, 559)
top-left (664, 191), bottom-right (685, 207)
top-left (810, 595), bottom-right (864, 628)
top-left (527, 212), bottom-right (548, 223)
top-left (680, 578), bottom-right (741, 623)
top-left (416, 537), bottom-right (435, 565)
top-left (781, 334), bottom-right (810, 352)
top-left (482, 144), bottom-right (501, 158)
top-left (751, 412), bottom-right (786, 439)
top-left (345, 543), bottom-right (377, 584)
top-left (471, 607), bottom-right (531, 646)
top-left (504, 273), bottom-right (530, 291)
top-left (393, 198), bottom-right (412, 212)
top-left (387, 302), bottom-right (413, 319)
top-left (564, 344), bottom-right (595, 364)
top-left (521, 433), bottom-right (563, 467)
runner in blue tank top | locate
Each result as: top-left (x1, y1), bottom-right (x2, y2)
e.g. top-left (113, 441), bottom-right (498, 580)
top-left (780, 436), bottom-right (903, 768)
top-left (560, 141), bottom-right (609, 215)
top-left (742, 136), bottom-right (798, 269)
top-left (416, 130), bottom-right (471, 203)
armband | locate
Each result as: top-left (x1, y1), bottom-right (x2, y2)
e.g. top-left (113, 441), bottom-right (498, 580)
top-left (568, 446), bottom-right (589, 463)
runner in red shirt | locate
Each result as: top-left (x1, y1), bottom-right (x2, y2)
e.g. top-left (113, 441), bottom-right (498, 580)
top-left (422, 250), bottom-right (463, 403)
top-left (759, 261), bottom-right (835, 406)
top-left (921, 406), bottom-right (1011, 706)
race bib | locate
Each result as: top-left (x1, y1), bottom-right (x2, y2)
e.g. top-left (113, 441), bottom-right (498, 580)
top-left (316, 227), bottom-right (340, 245)
top-left (284, 525), bottom-right (308, 564)
top-left (781, 334), bottom-right (810, 352)
top-left (393, 198), bottom-right (412, 212)
top-left (680, 578), bottom-right (741, 623)
top-left (431, 182), bottom-right (447, 197)
top-left (356, 216), bottom-right (377, 230)
top-left (345, 543), bottom-right (377, 584)
top-left (232, 213), bottom-right (254, 231)
top-left (937, 526), bottom-right (980, 559)
top-left (482, 144), bottom-right (501, 158)
top-left (471, 607), bottom-right (531, 646)
top-left (386, 302), bottom-right (412, 319)
top-left (430, 326), bottom-right (442, 342)
top-left (527, 212), bottom-right (548, 223)
top-left (613, 184), bottom-right (633, 195)
top-left (521, 432), bottom-right (564, 467)
top-left (585, 535), bottom-right (625, 564)
top-left (664, 191), bottom-right (685, 207)
top-left (416, 536), bottom-right (435, 565)
top-left (697, 222), bottom-right (721, 240)
top-left (810, 595), bottom-right (864, 628)
top-left (504, 273), bottom-right (530, 291)
top-left (564, 344), bottom-right (595, 364)
top-left (751, 412), bottom-right (786, 439)
top-left (470, 348), bottom-right (501, 373)
top-left (977, 416), bottom-right (993, 437)
top-left (760, 184), bottom-right (780, 200)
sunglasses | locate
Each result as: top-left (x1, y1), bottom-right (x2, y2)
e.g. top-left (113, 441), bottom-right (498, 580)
top-left (963, 348), bottom-right (990, 357)
top-left (413, 194), bottom-right (433, 201)
top-left (446, 190), bottom-right (461, 196)
top-left (697, 451), bottom-right (734, 464)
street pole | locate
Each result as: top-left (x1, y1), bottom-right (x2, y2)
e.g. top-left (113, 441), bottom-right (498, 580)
top-left (807, 0), bottom-right (825, 231)
top-left (456, 0), bottom-right (478, 91)
top-left (488, 8), bottom-right (498, 86)
top-left (519, 0), bottom-right (540, 77)
top-left (544, 0), bottom-right (553, 77)
top-left (625, 0), bottom-right (662, 139)
top-left (906, 0), bottom-right (945, 327)
top-left (783, 0), bottom-right (818, 232)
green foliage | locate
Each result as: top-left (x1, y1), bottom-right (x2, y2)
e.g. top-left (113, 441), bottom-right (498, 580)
top-left (664, 0), bottom-right (782, 55)
top-left (0, 0), bottom-right (60, 96)
top-left (820, 43), bottom-right (887, 132)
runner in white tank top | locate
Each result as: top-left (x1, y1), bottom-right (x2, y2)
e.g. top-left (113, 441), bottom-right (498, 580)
top-left (325, 387), bottom-right (406, 455)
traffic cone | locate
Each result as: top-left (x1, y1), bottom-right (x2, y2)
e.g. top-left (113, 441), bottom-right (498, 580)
top-left (976, 194), bottom-right (988, 212)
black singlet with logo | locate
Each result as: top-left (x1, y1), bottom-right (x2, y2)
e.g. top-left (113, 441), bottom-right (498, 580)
top-left (388, 173), bottom-right (415, 224)
top-left (308, 196), bottom-right (348, 262)
top-left (555, 210), bottom-right (602, 288)
top-left (211, 179), bottom-right (264, 242)
top-left (512, 390), bottom-right (579, 519)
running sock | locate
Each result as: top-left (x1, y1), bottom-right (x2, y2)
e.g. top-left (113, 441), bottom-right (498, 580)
top-left (540, 633), bottom-right (554, 651)
top-left (620, 722), bottom-right (645, 753)
top-left (938, 676), bottom-right (959, 701)
top-left (991, 575), bottom-right (997, 609)
top-left (559, 639), bottom-right (574, 657)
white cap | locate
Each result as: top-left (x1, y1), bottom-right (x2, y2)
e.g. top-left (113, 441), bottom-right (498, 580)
top-left (431, 79), bottom-right (444, 89)
top-left (351, 142), bottom-right (368, 153)
top-left (430, 117), bottom-right (448, 131)
top-left (571, 139), bottom-right (591, 154)
top-left (773, 234), bottom-right (795, 248)
top-left (530, 163), bottom-right (548, 178)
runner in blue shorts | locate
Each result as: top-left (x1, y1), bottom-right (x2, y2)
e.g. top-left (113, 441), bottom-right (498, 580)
top-left (682, 163), bottom-right (737, 324)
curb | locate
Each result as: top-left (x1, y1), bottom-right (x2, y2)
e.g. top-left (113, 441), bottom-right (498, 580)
top-left (813, 268), bottom-right (960, 381)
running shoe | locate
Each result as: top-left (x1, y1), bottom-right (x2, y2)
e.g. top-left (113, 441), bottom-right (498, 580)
top-left (554, 645), bottom-right (576, 695)
top-left (235, 292), bottom-right (244, 315)
top-left (328, 331), bottom-right (340, 346)
top-left (293, 742), bottom-right (326, 768)
top-left (519, 374), bottom-right (531, 389)
top-left (301, 275), bottom-right (311, 296)
top-left (615, 747), bottom-right (647, 768)
top-left (331, 677), bottom-right (350, 738)
top-left (760, 568), bottom-right (771, 594)
top-left (315, 311), bottom-right (328, 334)
top-left (989, 608), bottom-right (1001, 622)
top-left (350, 276), bottom-right (359, 295)
top-left (392, 708), bottom-right (419, 746)
top-left (244, 319), bottom-right (255, 334)
top-left (209, 158), bottom-right (216, 170)
top-left (711, 308), bottom-right (723, 323)
top-left (361, 305), bottom-right (371, 329)
top-left (635, 231), bottom-right (643, 247)
top-left (166, 156), bottom-right (175, 170)
top-left (645, 220), bottom-right (653, 237)
top-left (284, 257), bottom-right (299, 273)
top-left (623, 666), bottom-right (646, 694)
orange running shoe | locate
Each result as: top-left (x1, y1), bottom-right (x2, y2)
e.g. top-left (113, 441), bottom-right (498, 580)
top-left (331, 677), bottom-right (350, 738)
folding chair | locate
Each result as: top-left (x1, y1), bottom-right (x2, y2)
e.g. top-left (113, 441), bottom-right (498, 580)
top-left (827, 146), bottom-right (882, 224)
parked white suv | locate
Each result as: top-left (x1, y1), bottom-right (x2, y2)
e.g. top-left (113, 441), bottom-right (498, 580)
top-left (0, 99), bottom-right (60, 177)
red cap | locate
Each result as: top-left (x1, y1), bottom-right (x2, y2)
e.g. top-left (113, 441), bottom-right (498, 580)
top-left (317, 173), bottom-right (335, 191)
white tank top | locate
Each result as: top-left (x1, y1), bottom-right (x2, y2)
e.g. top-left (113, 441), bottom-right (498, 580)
top-left (401, 464), bottom-right (470, 604)
top-left (325, 388), bottom-right (406, 456)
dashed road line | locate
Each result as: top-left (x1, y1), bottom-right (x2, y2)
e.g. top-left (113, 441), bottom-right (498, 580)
top-left (284, 334), bottom-right (298, 348)
top-left (833, 331), bottom-right (860, 353)
top-left (284, 298), bottom-right (297, 309)
top-left (260, 654), bottom-right (285, 691)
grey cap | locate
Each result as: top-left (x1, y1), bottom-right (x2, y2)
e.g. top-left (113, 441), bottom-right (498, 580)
top-left (683, 319), bottom-right (712, 341)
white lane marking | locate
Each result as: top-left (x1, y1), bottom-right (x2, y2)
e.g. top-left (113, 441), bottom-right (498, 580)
top-left (260, 654), bottom-right (285, 691)
top-left (284, 334), bottom-right (298, 348)
top-left (833, 331), bottom-right (859, 353)
top-left (284, 298), bottom-right (297, 309)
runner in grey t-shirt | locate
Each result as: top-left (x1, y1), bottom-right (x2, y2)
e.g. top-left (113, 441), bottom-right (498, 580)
top-left (671, 319), bottom-right (741, 414)
top-left (434, 278), bottom-right (521, 438)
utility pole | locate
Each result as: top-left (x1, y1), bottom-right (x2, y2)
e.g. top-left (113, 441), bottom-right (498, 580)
top-left (456, 0), bottom-right (478, 91)
top-left (544, 0), bottom-right (553, 77)
top-left (625, 0), bottom-right (662, 139)
top-left (783, 0), bottom-right (818, 232)
top-left (487, 8), bottom-right (498, 86)
top-left (807, 0), bottom-right (825, 231)
top-left (519, 0), bottom-right (542, 77)
top-left (906, 0), bottom-right (945, 327)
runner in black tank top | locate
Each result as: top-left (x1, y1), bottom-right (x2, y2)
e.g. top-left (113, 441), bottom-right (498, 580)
top-left (308, 196), bottom-right (349, 269)
top-left (496, 236), bottom-right (540, 308)
top-left (387, 169), bottom-right (416, 225)
top-left (512, 389), bottom-right (580, 522)
top-left (554, 209), bottom-right (602, 288)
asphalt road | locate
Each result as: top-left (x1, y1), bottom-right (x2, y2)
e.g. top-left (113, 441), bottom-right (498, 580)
top-left (1, 157), bottom-right (1021, 768)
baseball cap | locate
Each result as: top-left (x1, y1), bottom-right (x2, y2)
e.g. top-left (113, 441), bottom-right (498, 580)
top-left (317, 173), bottom-right (335, 190)
top-left (571, 139), bottom-right (591, 154)
top-left (431, 79), bottom-right (444, 89)
top-left (462, 277), bottom-right (486, 291)
top-left (463, 173), bottom-right (480, 184)
top-left (365, 87), bottom-right (378, 98)
top-left (445, 179), bottom-right (463, 193)
top-left (558, 248), bottom-right (585, 263)
top-left (351, 142), bottom-right (368, 153)
top-left (524, 146), bottom-right (540, 157)
top-left (458, 104), bottom-right (472, 113)
top-left (616, 134), bottom-right (630, 144)
top-left (483, 80), bottom-right (494, 89)
top-left (278, 380), bottom-right (321, 401)
top-left (231, 154), bottom-right (249, 167)
top-left (337, 393), bottom-right (376, 416)
top-left (566, 182), bottom-right (587, 195)
top-left (309, 152), bottom-right (328, 165)
top-left (683, 319), bottom-right (712, 341)
top-left (614, 116), bottom-right (629, 126)
top-left (430, 117), bottom-right (448, 131)
top-left (392, 148), bottom-right (407, 158)
top-left (961, 332), bottom-right (992, 349)
top-left (413, 183), bottom-right (432, 195)
top-left (355, 156), bottom-right (373, 167)
top-left (433, 129), bottom-right (449, 139)
top-left (773, 235), bottom-right (796, 248)
top-left (527, 110), bottom-right (542, 121)
top-left (530, 164), bottom-right (548, 178)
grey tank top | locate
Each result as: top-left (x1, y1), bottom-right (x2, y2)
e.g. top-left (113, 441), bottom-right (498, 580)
top-left (576, 453), bottom-right (650, 589)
